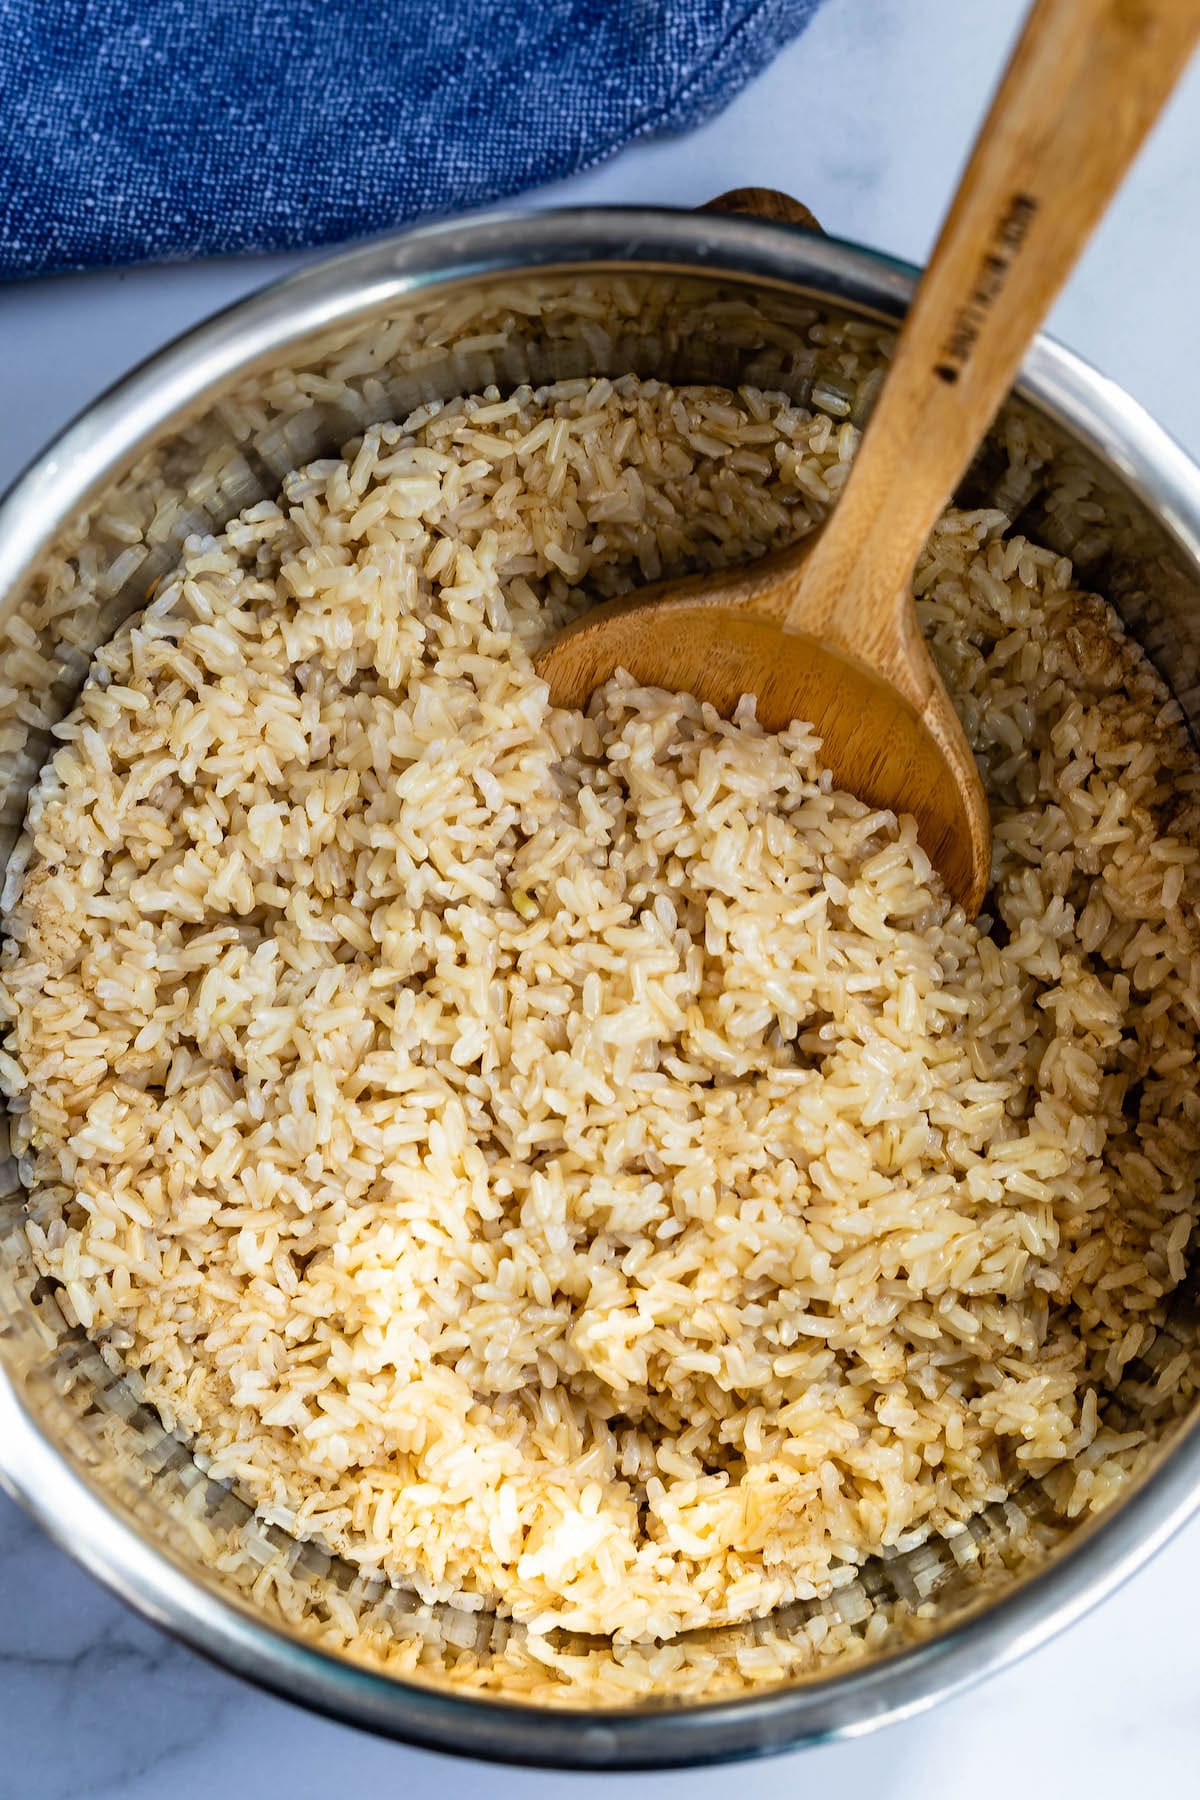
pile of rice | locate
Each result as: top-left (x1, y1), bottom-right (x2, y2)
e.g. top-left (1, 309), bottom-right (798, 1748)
top-left (2, 375), bottom-right (1198, 1643)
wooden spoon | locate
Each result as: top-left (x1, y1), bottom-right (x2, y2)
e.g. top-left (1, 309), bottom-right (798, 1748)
top-left (536, 0), bottom-right (1200, 915)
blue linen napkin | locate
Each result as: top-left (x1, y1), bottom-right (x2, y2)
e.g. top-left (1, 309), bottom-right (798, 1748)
top-left (0, 0), bottom-right (827, 279)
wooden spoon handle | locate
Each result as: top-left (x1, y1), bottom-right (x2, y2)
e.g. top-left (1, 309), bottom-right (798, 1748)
top-left (786, 0), bottom-right (1200, 653)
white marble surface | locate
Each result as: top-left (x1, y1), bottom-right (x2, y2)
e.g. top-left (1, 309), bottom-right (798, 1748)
top-left (1, 0), bottom-right (1199, 1793)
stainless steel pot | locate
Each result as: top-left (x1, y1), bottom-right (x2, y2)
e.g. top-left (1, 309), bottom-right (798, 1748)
top-left (1, 207), bottom-right (1199, 1769)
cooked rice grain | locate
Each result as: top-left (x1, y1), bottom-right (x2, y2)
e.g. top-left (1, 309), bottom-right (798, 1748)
top-left (3, 375), bottom-right (1199, 1641)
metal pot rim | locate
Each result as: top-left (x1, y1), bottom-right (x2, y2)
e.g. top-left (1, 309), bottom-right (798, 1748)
top-left (3, 204), bottom-right (1200, 1768)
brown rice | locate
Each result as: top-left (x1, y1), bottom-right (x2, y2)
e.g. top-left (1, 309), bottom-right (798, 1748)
top-left (2, 373), bottom-right (1198, 1642)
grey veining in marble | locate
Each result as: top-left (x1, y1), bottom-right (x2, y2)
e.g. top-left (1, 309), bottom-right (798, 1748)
top-left (3, 0), bottom-right (1200, 1793)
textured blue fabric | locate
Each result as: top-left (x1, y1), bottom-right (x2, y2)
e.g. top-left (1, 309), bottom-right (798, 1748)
top-left (0, 0), bottom-right (826, 279)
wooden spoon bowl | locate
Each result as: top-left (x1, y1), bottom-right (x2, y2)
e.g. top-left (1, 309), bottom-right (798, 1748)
top-left (539, 532), bottom-right (988, 910)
